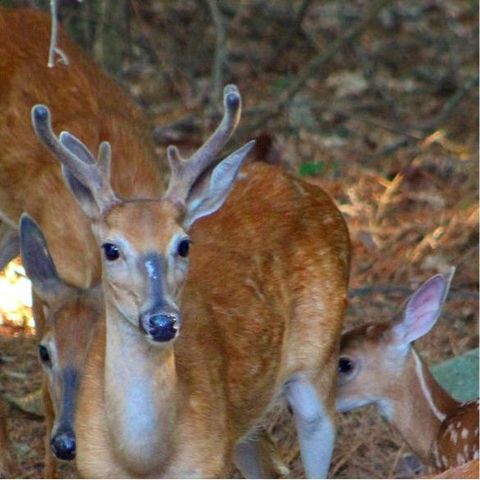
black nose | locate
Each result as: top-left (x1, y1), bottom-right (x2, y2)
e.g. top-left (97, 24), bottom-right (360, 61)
top-left (50, 430), bottom-right (76, 460)
top-left (140, 312), bottom-right (179, 342)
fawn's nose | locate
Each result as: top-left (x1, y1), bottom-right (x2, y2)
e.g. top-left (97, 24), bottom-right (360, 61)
top-left (139, 309), bottom-right (180, 342)
top-left (50, 429), bottom-right (76, 460)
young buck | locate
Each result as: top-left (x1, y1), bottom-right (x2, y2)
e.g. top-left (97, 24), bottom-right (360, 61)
top-left (337, 270), bottom-right (479, 472)
top-left (32, 84), bottom-right (350, 478)
top-left (0, 7), bottom-right (163, 475)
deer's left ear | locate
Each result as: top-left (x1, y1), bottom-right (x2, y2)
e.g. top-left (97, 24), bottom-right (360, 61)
top-left (183, 140), bottom-right (255, 230)
top-left (391, 268), bottom-right (455, 347)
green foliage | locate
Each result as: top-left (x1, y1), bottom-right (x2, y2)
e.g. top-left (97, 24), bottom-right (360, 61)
top-left (432, 348), bottom-right (479, 402)
top-left (298, 162), bottom-right (325, 177)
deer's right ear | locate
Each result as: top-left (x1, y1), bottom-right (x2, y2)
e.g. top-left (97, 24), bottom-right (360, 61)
top-left (19, 214), bottom-right (66, 304)
top-left (391, 271), bottom-right (454, 348)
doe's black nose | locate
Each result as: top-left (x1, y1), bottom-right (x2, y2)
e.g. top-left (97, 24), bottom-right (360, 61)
top-left (50, 430), bottom-right (76, 460)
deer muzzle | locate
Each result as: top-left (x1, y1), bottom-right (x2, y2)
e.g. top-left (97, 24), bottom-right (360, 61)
top-left (139, 309), bottom-right (180, 342)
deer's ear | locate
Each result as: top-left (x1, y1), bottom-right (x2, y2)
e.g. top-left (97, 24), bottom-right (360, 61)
top-left (61, 164), bottom-right (101, 220)
top-left (19, 214), bottom-right (68, 304)
top-left (392, 270), bottom-right (454, 347)
top-left (183, 141), bottom-right (255, 230)
top-left (59, 132), bottom-right (104, 219)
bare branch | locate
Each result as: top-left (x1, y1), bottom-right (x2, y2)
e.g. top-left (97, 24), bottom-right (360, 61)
top-left (48, 0), bottom-right (69, 68)
top-left (206, 0), bottom-right (227, 108)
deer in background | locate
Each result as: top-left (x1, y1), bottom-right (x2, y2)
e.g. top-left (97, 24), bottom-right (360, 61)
top-left (337, 269), bottom-right (479, 473)
top-left (0, 7), bottom-right (163, 476)
top-left (32, 82), bottom-right (350, 477)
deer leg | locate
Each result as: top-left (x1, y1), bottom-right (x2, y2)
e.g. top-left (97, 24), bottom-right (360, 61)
top-left (285, 375), bottom-right (335, 479)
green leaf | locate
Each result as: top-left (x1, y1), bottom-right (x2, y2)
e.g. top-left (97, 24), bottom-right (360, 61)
top-left (299, 162), bottom-right (325, 177)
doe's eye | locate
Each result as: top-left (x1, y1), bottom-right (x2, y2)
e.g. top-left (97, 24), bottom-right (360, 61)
top-left (38, 344), bottom-right (51, 365)
top-left (177, 239), bottom-right (190, 258)
top-left (102, 243), bottom-right (120, 261)
top-left (339, 357), bottom-right (354, 374)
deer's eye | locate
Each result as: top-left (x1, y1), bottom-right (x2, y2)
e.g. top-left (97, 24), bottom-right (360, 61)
top-left (339, 357), bottom-right (354, 374)
top-left (38, 344), bottom-right (51, 365)
top-left (177, 239), bottom-right (190, 258)
top-left (102, 243), bottom-right (120, 261)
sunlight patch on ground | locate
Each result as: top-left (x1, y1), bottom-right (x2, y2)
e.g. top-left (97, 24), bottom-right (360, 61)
top-left (0, 258), bottom-right (33, 328)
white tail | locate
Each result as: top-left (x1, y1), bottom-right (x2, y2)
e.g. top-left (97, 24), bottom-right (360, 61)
top-left (337, 269), bottom-right (479, 471)
top-left (33, 85), bottom-right (351, 478)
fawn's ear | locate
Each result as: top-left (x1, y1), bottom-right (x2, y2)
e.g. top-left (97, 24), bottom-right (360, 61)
top-left (391, 269), bottom-right (455, 347)
top-left (183, 141), bottom-right (255, 230)
top-left (19, 214), bottom-right (68, 305)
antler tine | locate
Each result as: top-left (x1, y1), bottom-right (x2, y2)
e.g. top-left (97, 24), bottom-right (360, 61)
top-left (164, 84), bottom-right (242, 205)
top-left (97, 141), bottom-right (112, 187)
top-left (31, 105), bottom-right (102, 191)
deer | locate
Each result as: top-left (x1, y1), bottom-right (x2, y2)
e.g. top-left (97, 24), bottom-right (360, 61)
top-left (31, 81), bottom-right (350, 478)
top-left (0, 6), bottom-right (164, 476)
top-left (336, 269), bottom-right (479, 473)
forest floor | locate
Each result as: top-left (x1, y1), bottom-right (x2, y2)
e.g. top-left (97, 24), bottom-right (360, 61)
top-left (0, 0), bottom-right (478, 478)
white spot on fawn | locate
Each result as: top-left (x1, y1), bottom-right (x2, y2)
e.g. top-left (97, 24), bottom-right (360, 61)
top-left (461, 428), bottom-right (469, 439)
top-left (450, 429), bottom-right (458, 445)
top-left (456, 453), bottom-right (465, 466)
top-left (474, 451), bottom-right (479, 460)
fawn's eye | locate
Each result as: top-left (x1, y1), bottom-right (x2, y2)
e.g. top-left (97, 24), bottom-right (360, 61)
top-left (338, 357), bottom-right (354, 374)
top-left (38, 344), bottom-right (51, 365)
top-left (102, 243), bottom-right (120, 261)
top-left (177, 239), bottom-right (190, 258)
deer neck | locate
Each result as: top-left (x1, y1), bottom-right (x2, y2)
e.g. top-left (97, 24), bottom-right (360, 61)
top-left (104, 300), bottom-right (179, 475)
top-left (387, 348), bottom-right (459, 464)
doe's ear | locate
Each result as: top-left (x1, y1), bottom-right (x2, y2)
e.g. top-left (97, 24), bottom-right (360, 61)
top-left (183, 140), bottom-right (255, 230)
top-left (391, 269), bottom-right (455, 347)
top-left (19, 214), bottom-right (67, 304)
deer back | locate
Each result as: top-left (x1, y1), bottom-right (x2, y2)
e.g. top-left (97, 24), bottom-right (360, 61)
top-left (0, 7), bottom-right (163, 287)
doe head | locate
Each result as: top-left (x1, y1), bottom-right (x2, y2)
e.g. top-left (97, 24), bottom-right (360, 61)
top-left (31, 85), bottom-right (254, 345)
top-left (20, 214), bottom-right (102, 461)
top-left (336, 269), bottom-right (455, 414)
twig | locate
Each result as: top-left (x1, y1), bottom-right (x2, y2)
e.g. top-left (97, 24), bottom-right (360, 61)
top-left (206, 0), bottom-right (227, 108)
top-left (279, 0), bottom-right (392, 104)
top-left (154, 0), bottom-right (392, 135)
top-left (268, 0), bottom-right (313, 67)
top-left (48, 0), bottom-right (69, 67)
top-left (373, 75), bottom-right (479, 159)
top-left (247, 0), bottom-right (393, 130)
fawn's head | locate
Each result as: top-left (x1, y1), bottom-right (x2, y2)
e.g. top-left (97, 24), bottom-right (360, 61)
top-left (20, 214), bottom-right (101, 461)
top-left (32, 85), bottom-right (254, 345)
top-left (336, 269), bottom-right (455, 414)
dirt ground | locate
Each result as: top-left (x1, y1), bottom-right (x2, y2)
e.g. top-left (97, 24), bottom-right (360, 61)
top-left (0, 1), bottom-right (478, 478)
